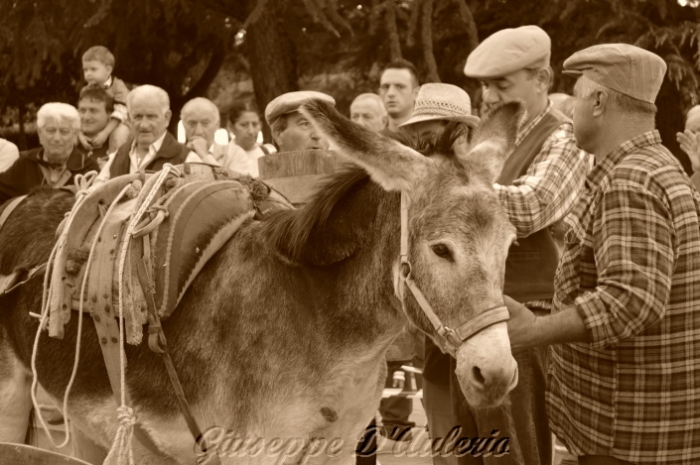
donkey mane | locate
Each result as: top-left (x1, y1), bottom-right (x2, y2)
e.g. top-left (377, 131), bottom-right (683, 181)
top-left (391, 121), bottom-right (469, 156)
top-left (390, 121), bottom-right (471, 182)
top-left (262, 166), bottom-right (372, 265)
top-left (0, 187), bottom-right (74, 274)
top-left (261, 121), bottom-right (476, 266)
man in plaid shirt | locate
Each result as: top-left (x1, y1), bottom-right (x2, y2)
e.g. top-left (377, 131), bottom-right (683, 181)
top-left (507, 44), bottom-right (700, 465)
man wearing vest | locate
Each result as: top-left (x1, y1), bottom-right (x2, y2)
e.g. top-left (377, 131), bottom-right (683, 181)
top-left (95, 84), bottom-right (203, 183)
top-left (445, 26), bottom-right (592, 465)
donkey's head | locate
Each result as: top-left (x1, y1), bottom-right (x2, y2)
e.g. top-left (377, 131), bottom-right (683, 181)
top-left (300, 99), bottom-right (523, 408)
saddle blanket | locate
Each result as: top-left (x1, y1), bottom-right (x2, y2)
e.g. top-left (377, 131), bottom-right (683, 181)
top-left (46, 163), bottom-right (293, 344)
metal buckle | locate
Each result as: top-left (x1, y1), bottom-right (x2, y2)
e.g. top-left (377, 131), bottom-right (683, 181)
top-left (399, 261), bottom-right (411, 278)
top-left (438, 326), bottom-right (463, 355)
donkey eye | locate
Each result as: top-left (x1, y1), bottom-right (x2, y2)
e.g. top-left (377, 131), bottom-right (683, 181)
top-left (431, 243), bottom-right (452, 260)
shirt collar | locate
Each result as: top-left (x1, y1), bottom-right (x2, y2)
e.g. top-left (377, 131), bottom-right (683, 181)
top-left (103, 76), bottom-right (113, 88)
top-left (515, 101), bottom-right (552, 146)
top-left (585, 130), bottom-right (662, 191)
top-left (30, 146), bottom-right (87, 171)
top-left (129, 131), bottom-right (168, 156)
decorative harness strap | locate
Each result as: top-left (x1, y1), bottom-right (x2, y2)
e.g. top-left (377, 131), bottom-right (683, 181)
top-left (0, 195), bottom-right (27, 231)
top-left (397, 191), bottom-right (509, 358)
top-left (0, 195), bottom-right (47, 296)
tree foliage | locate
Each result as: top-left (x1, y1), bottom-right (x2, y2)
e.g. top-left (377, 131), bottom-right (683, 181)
top-left (0, 0), bottom-right (698, 157)
top-left (0, 0), bottom-right (236, 136)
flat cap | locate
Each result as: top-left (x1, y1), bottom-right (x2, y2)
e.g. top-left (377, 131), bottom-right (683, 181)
top-left (265, 91), bottom-right (335, 125)
top-left (464, 26), bottom-right (551, 79)
top-left (563, 43), bottom-right (667, 104)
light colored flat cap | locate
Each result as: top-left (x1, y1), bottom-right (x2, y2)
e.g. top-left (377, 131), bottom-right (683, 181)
top-left (264, 91), bottom-right (335, 125)
top-left (464, 25), bottom-right (551, 79)
top-left (563, 43), bottom-right (667, 104)
top-left (400, 83), bottom-right (480, 128)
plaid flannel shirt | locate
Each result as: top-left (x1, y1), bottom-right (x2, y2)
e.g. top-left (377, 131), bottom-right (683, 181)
top-left (547, 131), bottom-right (700, 464)
top-left (495, 103), bottom-right (592, 310)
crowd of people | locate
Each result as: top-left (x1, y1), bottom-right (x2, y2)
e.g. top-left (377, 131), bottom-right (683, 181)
top-left (1, 24), bottom-right (700, 465)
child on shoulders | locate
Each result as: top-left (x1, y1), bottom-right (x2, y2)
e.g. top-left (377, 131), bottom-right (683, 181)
top-left (80, 45), bottom-right (131, 154)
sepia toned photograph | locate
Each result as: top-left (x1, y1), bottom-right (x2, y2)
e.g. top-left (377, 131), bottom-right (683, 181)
top-left (0, 0), bottom-right (699, 464)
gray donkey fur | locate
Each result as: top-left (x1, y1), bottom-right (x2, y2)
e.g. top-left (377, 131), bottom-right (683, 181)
top-left (0, 100), bottom-right (524, 464)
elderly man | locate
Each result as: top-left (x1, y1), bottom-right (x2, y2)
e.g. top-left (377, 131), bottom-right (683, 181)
top-left (350, 93), bottom-right (388, 133)
top-left (379, 59), bottom-right (420, 132)
top-left (507, 43), bottom-right (700, 465)
top-left (265, 91), bottom-right (335, 153)
top-left (0, 103), bottom-right (99, 204)
top-left (677, 105), bottom-right (700, 190)
top-left (77, 85), bottom-right (114, 168)
top-left (0, 138), bottom-right (19, 173)
top-left (180, 96), bottom-right (246, 173)
top-left (444, 26), bottom-right (592, 465)
top-left (96, 85), bottom-right (201, 182)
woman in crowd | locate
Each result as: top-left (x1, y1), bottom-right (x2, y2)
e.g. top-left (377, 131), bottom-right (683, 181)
top-left (226, 100), bottom-right (276, 177)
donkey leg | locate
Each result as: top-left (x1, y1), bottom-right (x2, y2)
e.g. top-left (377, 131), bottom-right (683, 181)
top-left (0, 344), bottom-right (33, 443)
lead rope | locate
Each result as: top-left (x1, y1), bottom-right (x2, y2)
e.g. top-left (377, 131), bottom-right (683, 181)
top-left (103, 164), bottom-right (181, 465)
top-left (29, 171), bottom-right (102, 450)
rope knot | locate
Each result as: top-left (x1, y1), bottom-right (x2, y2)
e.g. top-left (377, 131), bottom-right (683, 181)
top-left (74, 171), bottom-right (98, 199)
top-left (116, 405), bottom-right (136, 427)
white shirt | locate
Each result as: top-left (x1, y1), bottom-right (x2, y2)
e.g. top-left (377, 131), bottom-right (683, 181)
top-left (95, 132), bottom-right (201, 183)
top-left (224, 143), bottom-right (276, 178)
top-left (0, 138), bottom-right (19, 173)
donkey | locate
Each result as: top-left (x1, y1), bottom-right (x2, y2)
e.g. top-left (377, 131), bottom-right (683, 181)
top-left (0, 100), bottom-right (523, 464)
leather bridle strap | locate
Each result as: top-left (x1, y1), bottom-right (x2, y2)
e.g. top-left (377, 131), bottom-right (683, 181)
top-left (135, 254), bottom-right (219, 464)
top-left (398, 191), bottom-right (509, 357)
top-left (0, 195), bottom-right (27, 233)
top-left (0, 196), bottom-right (47, 296)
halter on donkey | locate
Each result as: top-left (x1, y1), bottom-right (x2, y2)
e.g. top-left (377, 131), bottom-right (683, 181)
top-left (0, 100), bottom-right (524, 465)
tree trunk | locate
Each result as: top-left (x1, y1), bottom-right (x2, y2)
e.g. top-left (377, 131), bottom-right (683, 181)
top-left (656, 78), bottom-right (689, 173)
top-left (246, 0), bottom-right (299, 144)
top-left (385, 0), bottom-right (402, 60)
top-left (168, 42), bottom-right (228, 136)
top-left (421, 0), bottom-right (441, 83)
top-left (18, 104), bottom-right (26, 151)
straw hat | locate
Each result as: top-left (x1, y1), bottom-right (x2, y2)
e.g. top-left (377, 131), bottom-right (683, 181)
top-left (400, 83), bottom-right (480, 128)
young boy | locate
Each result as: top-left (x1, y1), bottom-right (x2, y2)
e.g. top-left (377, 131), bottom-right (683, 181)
top-left (80, 45), bottom-right (131, 153)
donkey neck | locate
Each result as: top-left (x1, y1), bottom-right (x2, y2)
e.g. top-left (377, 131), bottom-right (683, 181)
top-left (322, 187), bottom-right (406, 345)
top-left (259, 171), bottom-right (409, 350)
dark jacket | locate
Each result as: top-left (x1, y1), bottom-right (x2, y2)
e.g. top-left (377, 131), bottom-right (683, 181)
top-left (77, 143), bottom-right (110, 167)
top-left (109, 132), bottom-right (189, 178)
top-left (0, 146), bottom-right (98, 204)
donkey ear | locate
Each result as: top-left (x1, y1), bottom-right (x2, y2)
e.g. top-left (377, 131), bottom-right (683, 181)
top-left (460, 101), bottom-right (526, 183)
top-left (299, 100), bottom-right (432, 192)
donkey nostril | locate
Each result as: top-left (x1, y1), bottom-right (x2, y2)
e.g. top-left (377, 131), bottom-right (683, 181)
top-left (472, 366), bottom-right (486, 386)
